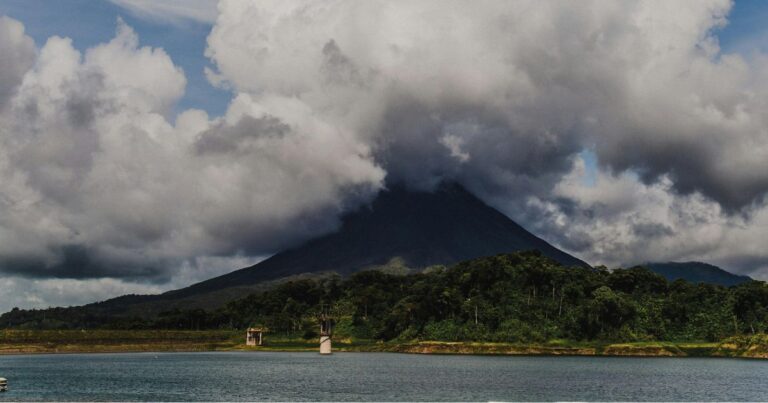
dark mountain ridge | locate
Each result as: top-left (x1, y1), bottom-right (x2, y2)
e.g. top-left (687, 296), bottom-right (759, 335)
top-left (644, 261), bottom-right (752, 287)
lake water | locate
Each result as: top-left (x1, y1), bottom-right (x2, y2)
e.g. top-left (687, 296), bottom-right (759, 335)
top-left (0, 352), bottom-right (766, 401)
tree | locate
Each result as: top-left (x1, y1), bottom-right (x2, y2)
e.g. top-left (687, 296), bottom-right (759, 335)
top-left (583, 286), bottom-right (637, 339)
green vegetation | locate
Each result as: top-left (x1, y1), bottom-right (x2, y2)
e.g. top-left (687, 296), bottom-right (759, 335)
top-left (3, 251), bottom-right (768, 354)
top-left (0, 329), bottom-right (242, 354)
top-left (0, 329), bottom-right (383, 354)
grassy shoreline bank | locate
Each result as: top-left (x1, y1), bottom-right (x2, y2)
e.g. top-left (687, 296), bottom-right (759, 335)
top-left (3, 330), bottom-right (768, 358)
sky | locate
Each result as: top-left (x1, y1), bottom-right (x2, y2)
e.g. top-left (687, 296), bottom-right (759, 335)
top-left (2, 0), bottom-right (768, 312)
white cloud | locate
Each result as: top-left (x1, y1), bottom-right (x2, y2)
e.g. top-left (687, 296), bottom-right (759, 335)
top-left (521, 154), bottom-right (768, 280)
top-left (440, 133), bottom-right (470, 163)
top-left (0, 15), bottom-right (384, 288)
top-left (0, 16), bottom-right (35, 109)
top-left (110, 0), bottom-right (218, 25)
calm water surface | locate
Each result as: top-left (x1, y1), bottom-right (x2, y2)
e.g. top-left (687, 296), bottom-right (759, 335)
top-left (0, 352), bottom-right (766, 401)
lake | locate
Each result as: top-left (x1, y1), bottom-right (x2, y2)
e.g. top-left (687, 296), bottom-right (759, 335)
top-left (0, 352), bottom-right (766, 401)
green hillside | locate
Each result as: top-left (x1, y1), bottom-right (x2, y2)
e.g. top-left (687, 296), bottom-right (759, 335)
top-left (4, 251), bottom-right (768, 346)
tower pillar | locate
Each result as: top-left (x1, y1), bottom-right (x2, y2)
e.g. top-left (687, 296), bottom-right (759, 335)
top-left (319, 315), bottom-right (334, 355)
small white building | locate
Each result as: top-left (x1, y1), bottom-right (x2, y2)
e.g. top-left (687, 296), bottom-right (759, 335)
top-left (246, 327), bottom-right (265, 346)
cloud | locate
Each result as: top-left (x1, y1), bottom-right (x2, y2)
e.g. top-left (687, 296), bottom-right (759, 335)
top-left (204, 0), bottom-right (768, 276)
top-left (0, 16), bottom-right (35, 109)
top-left (518, 154), bottom-right (768, 280)
top-left (528, 156), bottom-right (728, 267)
top-left (109, 0), bottom-right (218, 25)
top-left (204, 0), bottom-right (768, 212)
top-left (0, 15), bottom-right (383, 287)
top-left (6, 1), bottom-right (768, 310)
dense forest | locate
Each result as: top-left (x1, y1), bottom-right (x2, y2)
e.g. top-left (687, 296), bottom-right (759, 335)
top-left (3, 251), bottom-right (768, 343)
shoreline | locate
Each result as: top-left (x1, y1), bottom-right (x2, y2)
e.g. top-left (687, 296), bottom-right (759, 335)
top-left (1, 340), bottom-right (765, 359)
top-left (3, 330), bottom-right (767, 359)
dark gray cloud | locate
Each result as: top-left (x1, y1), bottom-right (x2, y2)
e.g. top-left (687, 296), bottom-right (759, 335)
top-left (631, 222), bottom-right (675, 239)
top-left (194, 115), bottom-right (290, 155)
top-left (0, 244), bottom-right (167, 281)
top-left (373, 93), bottom-right (584, 203)
top-left (321, 39), bottom-right (370, 87)
top-left (597, 123), bottom-right (768, 212)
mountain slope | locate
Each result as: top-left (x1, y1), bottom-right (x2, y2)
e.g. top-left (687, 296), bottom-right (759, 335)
top-left (645, 262), bottom-right (752, 287)
top-left (164, 182), bottom-right (588, 299)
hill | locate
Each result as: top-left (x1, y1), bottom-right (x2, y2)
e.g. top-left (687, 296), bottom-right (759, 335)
top-left (644, 262), bottom-right (752, 287)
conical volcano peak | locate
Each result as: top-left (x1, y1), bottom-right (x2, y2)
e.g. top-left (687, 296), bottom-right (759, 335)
top-left (174, 182), bottom-right (589, 298)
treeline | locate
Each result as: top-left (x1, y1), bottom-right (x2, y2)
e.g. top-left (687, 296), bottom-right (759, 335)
top-left (3, 251), bottom-right (768, 343)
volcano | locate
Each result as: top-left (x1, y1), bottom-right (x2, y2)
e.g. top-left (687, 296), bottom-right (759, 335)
top-left (164, 182), bottom-right (587, 300)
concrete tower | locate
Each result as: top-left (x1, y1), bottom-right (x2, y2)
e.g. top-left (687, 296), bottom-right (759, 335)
top-left (319, 313), bottom-right (334, 355)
